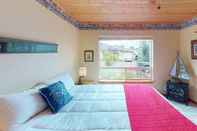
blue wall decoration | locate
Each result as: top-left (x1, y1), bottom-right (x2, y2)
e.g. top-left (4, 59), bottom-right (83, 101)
top-left (0, 37), bottom-right (58, 53)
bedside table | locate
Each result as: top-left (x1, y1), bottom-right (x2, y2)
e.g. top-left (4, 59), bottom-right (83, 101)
top-left (77, 80), bottom-right (96, 85)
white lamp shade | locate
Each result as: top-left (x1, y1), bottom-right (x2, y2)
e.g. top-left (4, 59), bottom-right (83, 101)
top-left (79, 67), bottom-right (87, 77)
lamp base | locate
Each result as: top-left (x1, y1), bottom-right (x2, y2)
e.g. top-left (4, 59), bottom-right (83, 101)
top-left (78, 76), bottom-right (83, 85)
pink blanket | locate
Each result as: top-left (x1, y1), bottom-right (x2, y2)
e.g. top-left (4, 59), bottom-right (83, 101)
top-left (124, 84), bottom-right (197, 131)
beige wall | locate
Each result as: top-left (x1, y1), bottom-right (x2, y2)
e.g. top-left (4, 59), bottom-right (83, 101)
top-left (180, 25), bottom-right (197, 102)
top-left (79, 30), bottom-right (180, 92)
top-left (1, 0), bottom-right (195, 100)
top-left (0, 0), bottom-right (79, 94)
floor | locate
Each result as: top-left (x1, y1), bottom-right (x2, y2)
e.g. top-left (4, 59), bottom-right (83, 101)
top-left (170, 100), bottom-right (197, 125)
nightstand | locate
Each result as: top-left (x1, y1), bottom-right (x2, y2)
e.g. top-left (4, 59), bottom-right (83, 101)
top-left (77, 80), bottom-right (96, 85)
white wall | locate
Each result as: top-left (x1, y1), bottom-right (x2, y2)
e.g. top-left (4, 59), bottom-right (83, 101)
top-left (180, 25), bottom-right (197, 102)
top-left (79, 30), bottom-right (180, 92)
top-left (0, 0), bottom-right (79, 94)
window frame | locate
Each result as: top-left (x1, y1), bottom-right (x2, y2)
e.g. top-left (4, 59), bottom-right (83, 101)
top-left (98, 37), bottom-right (154, 83)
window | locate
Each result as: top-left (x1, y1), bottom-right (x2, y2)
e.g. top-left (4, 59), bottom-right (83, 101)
top-left (99, 39), bottom-right (153, 82)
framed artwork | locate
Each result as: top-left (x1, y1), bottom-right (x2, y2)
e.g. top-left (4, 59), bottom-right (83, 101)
top-left (84, 50), bottom-right (94, 62)
top-left (191, 40), bottom-right (197, 59)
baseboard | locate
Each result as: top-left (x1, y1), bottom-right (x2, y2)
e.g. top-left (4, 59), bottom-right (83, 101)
top-left (189, 99), bottom-right (197, 104)
top-left (161, 92), bottom-right (197, 105)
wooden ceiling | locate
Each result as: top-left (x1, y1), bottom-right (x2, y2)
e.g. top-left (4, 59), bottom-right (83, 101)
top-left (53, 0), bottom-right (197, 24)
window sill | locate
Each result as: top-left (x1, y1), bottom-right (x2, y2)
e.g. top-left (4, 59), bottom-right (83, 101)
top-left (99, 79), bottom-right (154, 83)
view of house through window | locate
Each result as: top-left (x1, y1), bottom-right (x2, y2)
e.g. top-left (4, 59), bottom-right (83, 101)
top-left (99, 39), bottom-right (153, 81)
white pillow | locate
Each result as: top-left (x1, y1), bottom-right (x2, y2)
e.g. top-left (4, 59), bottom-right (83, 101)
top-left (0, 90), bottom-right (47, 131)
top-left (31, 83), bottom-right (48, 90)
top-left (45, 73), bottom-right (75, 90)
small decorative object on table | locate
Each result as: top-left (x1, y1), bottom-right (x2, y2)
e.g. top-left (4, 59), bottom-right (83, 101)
top-left (166, 52), bottom-right (190, 104)
top-left (78, 67), bottom-right (87, 85)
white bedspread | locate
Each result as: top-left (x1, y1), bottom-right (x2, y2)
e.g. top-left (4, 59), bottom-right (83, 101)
top-left (21, 84), bottom-right (130, 131)
top-left (71, 84), bottom-right (124, 93)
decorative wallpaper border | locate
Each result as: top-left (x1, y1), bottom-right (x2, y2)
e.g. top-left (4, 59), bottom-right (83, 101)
top-left (35, 0), bottom-right (197, 30)
top-left (35, 0), bottom-right (80, 27)
top-left (78, 23), bottom-right (181, 30)
top-left (180, 17), bottom-right (197, 28)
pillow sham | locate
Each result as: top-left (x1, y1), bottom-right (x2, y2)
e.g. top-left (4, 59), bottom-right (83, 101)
top-left (45, 73), bottom-right (75, 90)
top-left (0, 89), bottom-right (47, 131)
top-left (39, 81), bottom-right (73, 113)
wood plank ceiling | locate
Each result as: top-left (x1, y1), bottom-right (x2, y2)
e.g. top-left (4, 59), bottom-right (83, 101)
top-left (53, 0), bottom-right (197, 24)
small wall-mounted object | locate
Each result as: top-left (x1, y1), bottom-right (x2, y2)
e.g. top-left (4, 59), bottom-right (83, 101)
top-left (191, 40), bottom-right (197, 59)
top-left (84, 50), bottom-right (94, 62)
top-left (0, 37), bottom-right (58, 53)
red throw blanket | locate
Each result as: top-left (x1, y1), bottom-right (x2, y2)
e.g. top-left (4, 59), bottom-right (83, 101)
top-left (124, 84), bottom-right (197, 131)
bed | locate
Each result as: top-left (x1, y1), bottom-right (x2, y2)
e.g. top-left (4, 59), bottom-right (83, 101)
top-left (20, 84), bottom-right (197, 131)
top-left (0, 73), bottom-right (197, 131)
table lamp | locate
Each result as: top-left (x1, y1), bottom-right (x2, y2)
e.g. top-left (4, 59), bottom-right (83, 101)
top-left (78, 67), bottom-right (87, 84)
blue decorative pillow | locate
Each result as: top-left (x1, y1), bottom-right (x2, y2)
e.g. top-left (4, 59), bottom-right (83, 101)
top-left (39, 81), bottom-right (73, 113)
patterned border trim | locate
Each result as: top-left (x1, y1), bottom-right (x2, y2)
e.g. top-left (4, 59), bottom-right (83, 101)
top-left (35, 0), bottom-right (197, 30)
top-left (35, 0), bottom-right (80, 27)
top-left (180, 17), bottom-right (197, 29)
top-left (78, 23), bottom-right (181, 30)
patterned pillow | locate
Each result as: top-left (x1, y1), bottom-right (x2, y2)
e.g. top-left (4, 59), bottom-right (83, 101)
top-left (39, 81), bottom-right (73, 113)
